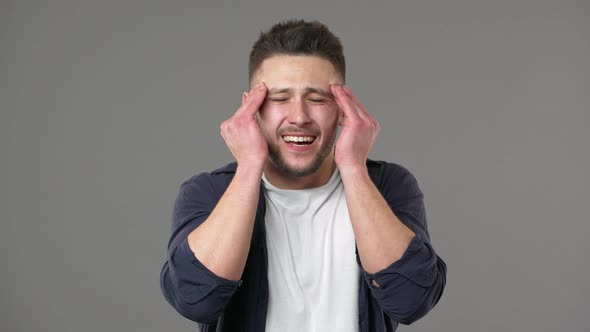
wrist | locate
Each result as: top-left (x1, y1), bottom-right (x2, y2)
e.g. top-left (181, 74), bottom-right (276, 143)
top-left (338, 162), bottom-right (368, 179)
top-left (235, 161), bottom-right (265, 179)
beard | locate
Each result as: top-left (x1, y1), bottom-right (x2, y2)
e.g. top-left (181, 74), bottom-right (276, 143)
top-left (266, 129), bottom-right (337, 179)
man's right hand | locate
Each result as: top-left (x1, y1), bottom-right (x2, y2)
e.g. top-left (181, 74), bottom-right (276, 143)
top-left (220, 82), bottom-right (268, 170)
top-left (187, 82), bottom-right (268, 282)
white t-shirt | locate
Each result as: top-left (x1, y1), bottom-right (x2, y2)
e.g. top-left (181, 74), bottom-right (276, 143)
top-left (262, 168), bottom-right (360, 332)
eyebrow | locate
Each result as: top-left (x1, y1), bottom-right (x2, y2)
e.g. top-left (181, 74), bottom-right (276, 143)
top-left (268, 87), bottom-right (333, 99)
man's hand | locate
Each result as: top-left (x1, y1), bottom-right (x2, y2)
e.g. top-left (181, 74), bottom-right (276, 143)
top-left (330, 85), bottom-right (415, 276)
top-left (330, 84), bottom-right (380, 172)
top-left (188, 82), bottom-right (268, 281)
top-left (220, 82), bottom-right (268, 170)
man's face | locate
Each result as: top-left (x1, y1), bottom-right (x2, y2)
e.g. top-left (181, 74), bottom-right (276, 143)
top-left (246, 55), bottom-right (343, 178)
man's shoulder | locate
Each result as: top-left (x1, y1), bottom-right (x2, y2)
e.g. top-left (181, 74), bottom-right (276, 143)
top-left (179, 159), bottom-right (415, 191)
top-left (209, 161), bottom-right (238, 175)
top-left (366, 158), bottom-right (422, 198)
top-left (180, 161), bottom-right (237, 191)
top-left (366, 158), bottom-right (413, 180)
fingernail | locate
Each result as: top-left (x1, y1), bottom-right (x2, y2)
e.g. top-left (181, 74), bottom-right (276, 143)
top-left (256, 82), bottom-right (265, 89)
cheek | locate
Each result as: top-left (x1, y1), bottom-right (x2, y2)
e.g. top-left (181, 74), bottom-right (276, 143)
top-left (312, 106), bottom-right (340, 127)
top-left (257, 104), bottom-right (285, 130)
top-left (257, 102), bottom-right (273, 120)
top-left (259, 102), bottom-right (304, 121)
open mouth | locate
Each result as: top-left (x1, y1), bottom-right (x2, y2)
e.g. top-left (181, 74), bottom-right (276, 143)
top-left (282, 135), bottom-right (317, 146)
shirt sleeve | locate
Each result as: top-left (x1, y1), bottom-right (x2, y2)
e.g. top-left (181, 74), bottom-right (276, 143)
top-left (160, 173), bottom-right (241, 324)
top-left (359, 163), bottom-right (447, 325)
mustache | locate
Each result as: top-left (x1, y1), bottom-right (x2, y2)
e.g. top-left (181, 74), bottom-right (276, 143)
top-left (278, 127), bottom-right (320, 136)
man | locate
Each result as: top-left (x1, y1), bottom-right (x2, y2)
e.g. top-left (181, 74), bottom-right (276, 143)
top-left (160, 19), bottom-right (446, 332)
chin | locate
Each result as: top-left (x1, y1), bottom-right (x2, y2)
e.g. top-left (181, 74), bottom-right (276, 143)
top-left (271, 152), bottom-right (329, 179)
top-left (266, 136), bottom-right (334, 179)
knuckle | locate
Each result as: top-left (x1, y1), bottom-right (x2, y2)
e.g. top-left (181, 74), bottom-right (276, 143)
top-left (222, 120), bottom-right (236, 132)
top-left (350, 122), bottom-right (363, 130)
top-left (236, 104), bottom-right (247, 113)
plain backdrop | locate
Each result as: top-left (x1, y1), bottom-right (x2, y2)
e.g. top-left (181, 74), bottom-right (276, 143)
top-left (2, 0), bottom-right (589, 331)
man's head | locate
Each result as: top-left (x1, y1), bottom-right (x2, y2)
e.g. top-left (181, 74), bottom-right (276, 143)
top-left (248, 19), bottom-right (345, 87)
top-left (243, 20), bottom-right (346, 180)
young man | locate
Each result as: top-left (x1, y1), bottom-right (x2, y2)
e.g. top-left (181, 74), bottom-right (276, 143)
top-left (160, 20), bottom-right (446, 332)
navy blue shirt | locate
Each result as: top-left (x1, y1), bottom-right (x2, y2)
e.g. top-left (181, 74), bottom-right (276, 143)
top-left (160, 159), bottom-right (446, 331)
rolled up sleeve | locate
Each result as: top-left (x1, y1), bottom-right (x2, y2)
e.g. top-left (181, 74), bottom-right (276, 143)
top-left (361, 162), bottom-right (447, 325)
top-left (358, 234), bottom-right (446, 325)
top-left (160, 173), bottom-right (240, 324)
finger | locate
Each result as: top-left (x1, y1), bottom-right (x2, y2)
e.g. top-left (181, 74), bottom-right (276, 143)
top-left (330, 85), bottom-right (348, 123)
top-left (330, 85), bottom-right (360, 122)
top-left (341, 85), bottom-right (381, 138)
top-left (238, 82), bottom-right (267, 116)
top-left (342, 85), bottom-right (373, 122)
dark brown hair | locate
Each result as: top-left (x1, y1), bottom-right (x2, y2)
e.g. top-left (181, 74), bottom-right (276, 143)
top-left (248, 19), bottom-right (345, 85)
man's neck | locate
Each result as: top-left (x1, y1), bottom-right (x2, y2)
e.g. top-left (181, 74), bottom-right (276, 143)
top-left (263, 158), bottom-right (337, 190)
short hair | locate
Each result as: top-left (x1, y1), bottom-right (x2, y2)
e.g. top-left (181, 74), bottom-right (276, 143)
top-left (248, 19), bottom-right (345, 85)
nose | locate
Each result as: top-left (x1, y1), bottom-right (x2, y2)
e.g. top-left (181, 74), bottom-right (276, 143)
top-left (287, 99), bottom-right (312, 126)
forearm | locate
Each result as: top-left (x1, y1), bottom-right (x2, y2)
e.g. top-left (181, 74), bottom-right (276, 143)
top-left (187, 164), bottom-right (263, 281)
top-left (340, 165), bottom-right (416, 274)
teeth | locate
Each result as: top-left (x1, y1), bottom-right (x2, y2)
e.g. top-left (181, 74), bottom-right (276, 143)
top-left (282, 136), bottom-right (316, 143)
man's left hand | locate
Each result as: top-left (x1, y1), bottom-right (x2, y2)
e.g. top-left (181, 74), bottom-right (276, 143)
top-left (330, 84), bottom-right (380, 172)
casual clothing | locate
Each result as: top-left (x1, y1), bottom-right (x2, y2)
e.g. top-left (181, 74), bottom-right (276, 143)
top-left (160, 159), bottom-right (447, 332)
top-left (262, 168), bottom-right (359, 332)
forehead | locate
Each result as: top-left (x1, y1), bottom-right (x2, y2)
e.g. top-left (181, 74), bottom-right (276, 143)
top-left (253, 55), bottom-right (343, 89)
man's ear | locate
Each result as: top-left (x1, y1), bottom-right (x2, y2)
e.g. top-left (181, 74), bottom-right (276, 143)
top-left (338, 108), bottom-right (344, 125)
top-left (242, 91), bottom-right (249, 105)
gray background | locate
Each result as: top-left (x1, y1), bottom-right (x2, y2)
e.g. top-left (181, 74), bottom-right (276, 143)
top-left (2, 0), bottom-right (589, 331)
